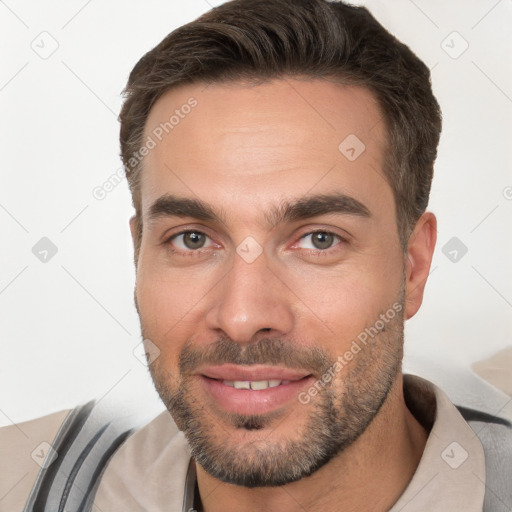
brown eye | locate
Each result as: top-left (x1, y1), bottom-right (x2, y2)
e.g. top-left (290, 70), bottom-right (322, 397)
top-left (311, 232), bottom-right (335, 250)
top-left (170, 231), bottom-right (211, 251)
top-left (182, 232), bottom-right (206, 249)
top-left (298, 231), bottom-right (339, 250)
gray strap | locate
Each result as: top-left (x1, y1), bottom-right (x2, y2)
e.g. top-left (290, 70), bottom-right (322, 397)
top-left (458, 407), bottom-right (512, 511)
top-left (23, 401), bottom-right (133, 512)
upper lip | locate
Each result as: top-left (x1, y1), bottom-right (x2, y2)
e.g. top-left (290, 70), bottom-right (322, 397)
top-left (199, 364), bottom-right (312, 382)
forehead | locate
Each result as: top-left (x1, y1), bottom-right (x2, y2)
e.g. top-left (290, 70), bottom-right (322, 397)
top-left (140, 78), bottom-right (392, 223)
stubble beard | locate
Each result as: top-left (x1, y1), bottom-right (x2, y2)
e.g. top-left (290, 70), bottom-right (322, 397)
top-left (144, 301), bottom-right (404, 488)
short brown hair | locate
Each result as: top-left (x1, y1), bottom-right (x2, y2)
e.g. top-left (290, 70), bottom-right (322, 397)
top-left (120, 0), bottom-right (442, 254)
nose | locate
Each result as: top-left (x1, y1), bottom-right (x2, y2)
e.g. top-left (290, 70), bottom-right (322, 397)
top-left (205, 249), bottom-right (295, 343)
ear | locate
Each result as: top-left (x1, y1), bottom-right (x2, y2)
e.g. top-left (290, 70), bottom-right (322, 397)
top-left (404, 212), bottom-right (437, 320)
top-left (129, 215), bottom-right (141, 268)
top-left (129, 215), bottom-right (138, 243)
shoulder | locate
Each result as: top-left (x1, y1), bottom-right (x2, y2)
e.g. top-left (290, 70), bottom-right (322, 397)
top-left (0, 400), bottom-right (187, 512)
top-left (0, 408), bottom-right (72, 512)
top-left (406, 356), bottom-right (512, 511)
top-left (93, 410), bottom-right (191, 511)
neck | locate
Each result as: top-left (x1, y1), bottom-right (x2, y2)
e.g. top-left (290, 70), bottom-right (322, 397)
top-left (196, 373), bottom-right (427, 512)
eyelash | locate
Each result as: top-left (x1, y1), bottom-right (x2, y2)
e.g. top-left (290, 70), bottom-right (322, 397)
top-left (163, 229), bottom-right (346, 256)
top-left (163, 230), bottom-right (215, 256)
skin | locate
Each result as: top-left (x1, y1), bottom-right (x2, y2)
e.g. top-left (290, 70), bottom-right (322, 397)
top-left (130, 78), bottom-right (437, 511)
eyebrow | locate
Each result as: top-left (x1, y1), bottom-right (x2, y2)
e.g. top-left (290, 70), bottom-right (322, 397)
top-left (147, 195), bottom-right (219, 224)
top-left (146, 193), bottom-right (371, 228)
top-left (266, 193), bottom-right (371, 228)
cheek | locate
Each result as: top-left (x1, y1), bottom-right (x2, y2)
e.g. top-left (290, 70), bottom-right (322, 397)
top-left (136, 276), bottom-right (188, 377)
top-left (285, 258), bottom-right (403, 350)
top-left (135, 265), bottom-right (192, 361)
top-left (136, 272), bottom-right (174, 330)
top-left (135, 253), bottom-right (210, 330)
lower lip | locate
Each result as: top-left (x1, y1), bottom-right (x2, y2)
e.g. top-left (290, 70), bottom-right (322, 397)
top-left (200, 376), bottom-right (314, 416)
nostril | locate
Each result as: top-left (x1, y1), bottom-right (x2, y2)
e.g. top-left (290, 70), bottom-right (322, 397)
top-left (258, 328), bottom-right (272, 333)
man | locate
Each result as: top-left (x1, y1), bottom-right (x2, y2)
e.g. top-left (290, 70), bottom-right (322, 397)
top-left (1, 1), bottom-right (511, 511)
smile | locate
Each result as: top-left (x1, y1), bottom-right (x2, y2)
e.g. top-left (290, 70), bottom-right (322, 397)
top-left (221, 379), bottom-right (290, 390)
top-left (198, 364), bottom-right (314, 416)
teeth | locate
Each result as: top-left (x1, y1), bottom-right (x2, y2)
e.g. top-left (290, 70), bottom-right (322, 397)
top-left (223, 379), bottom-right (283, 390)
top-left (233, 381), bottom-right (251, 390)
top-left (250, 380), bottom-right (271, 390)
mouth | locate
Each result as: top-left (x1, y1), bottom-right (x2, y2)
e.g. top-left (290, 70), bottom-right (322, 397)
top-left (198, 364), bottom-right (314, 416)
top-left (221, 379), bottom-right (290, 390)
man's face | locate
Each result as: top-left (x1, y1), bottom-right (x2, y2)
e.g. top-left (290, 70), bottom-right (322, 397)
top-left (132, 79), bottom-right (407, 486)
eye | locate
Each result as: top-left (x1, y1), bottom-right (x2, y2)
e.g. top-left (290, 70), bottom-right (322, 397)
top-left (168, 231), bottom-right (213, 251)
top-left (297, 231), bottom-right (342, 250)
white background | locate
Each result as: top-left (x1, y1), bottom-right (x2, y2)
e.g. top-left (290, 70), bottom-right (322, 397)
top-left (1, 0), bottom-right (511, 426)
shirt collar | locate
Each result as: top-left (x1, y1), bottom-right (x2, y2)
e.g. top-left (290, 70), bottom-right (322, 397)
top-left (391, 374), bottom-right (485, 511)
top-left (183, 374), bottom-right (486, 512)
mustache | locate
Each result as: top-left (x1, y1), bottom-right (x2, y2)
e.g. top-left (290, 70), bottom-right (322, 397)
top-left (179, 336), bottom-right (334, 377)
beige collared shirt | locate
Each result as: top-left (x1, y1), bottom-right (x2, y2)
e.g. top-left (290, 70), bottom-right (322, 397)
top-left (92, 374), bottom-right (486, 511)
top-left (0, 374), bottom-right (489, 511)
top-left (391, 375), bottom-right (486, 511)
